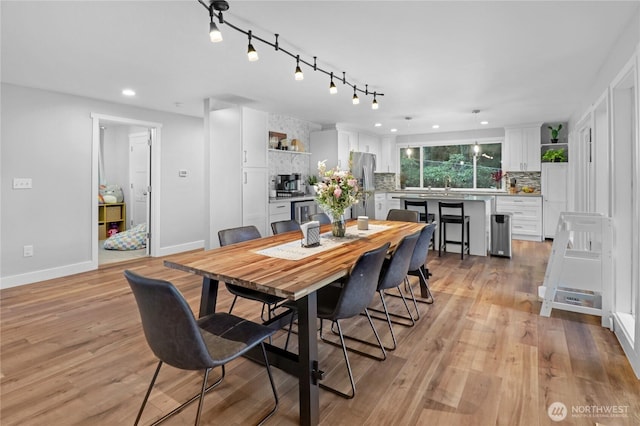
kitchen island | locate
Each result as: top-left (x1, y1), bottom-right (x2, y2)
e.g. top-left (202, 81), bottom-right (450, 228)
top-left (392, 193), bottom-right (494, 256)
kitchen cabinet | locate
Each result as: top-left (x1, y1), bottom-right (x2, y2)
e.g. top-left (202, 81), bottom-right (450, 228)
top-left (542, 163), bottom-right (568, 238)
top-left (209, 106), bottom-right (269, 244)
top-left (310, 128), bottom-right (380, 172)
top-left (374, 193), bottom-right (386, 220)
top-left (504, 124), bottom-right (541, 172)
top-left (269, 201), bottom-right (291, 235)
top-left (378, 136), bottom-right (397, 173)
top-left (495, 195), bottom-right (543, 241)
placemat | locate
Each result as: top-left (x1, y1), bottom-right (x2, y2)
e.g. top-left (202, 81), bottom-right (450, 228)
top-left (255, 224), bottom-right (391, 260)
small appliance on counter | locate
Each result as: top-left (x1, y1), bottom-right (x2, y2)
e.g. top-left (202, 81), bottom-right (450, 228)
top-left (276, 174), bottom-right (305, 197)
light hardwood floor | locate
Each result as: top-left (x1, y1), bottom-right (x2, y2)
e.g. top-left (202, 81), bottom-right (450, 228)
top-left (1, 241), bottom-right (638, 425)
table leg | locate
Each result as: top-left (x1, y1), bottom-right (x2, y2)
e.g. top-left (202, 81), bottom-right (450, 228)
top-left (199, 277), bottom-right (219, 318)
top-left (296, 293), bottom-right (320, 426)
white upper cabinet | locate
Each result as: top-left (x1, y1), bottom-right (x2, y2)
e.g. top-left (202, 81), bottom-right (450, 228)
top-left (504, 124), bottom-right (542, 172)
top-left (241, 107), bottom-right (268, 168)
top-left (310, 129), bottom-right (380, 172)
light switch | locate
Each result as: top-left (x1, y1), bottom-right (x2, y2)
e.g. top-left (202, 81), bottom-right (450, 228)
top-left (13, 178), bottom-right (33, 189)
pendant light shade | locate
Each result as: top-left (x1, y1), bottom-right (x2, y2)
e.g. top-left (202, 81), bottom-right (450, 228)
top-left (329, 72), bottom-right (337, 94)
top-left (372, 93), bottom-right (379, 110)
top-left (209, 20), bottom-right (223, 42)
top-left (294, 56), bottom-right (304, 80)
top-left (352, 86), bottom-right (360, 105)
top-left (247, 30), bottom-right (258, 61)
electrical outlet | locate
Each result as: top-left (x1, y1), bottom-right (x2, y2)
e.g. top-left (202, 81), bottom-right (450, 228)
top-left (23, 245), bottom-right (34, 257)
top-left (13, 178), bottom-right (33, 189)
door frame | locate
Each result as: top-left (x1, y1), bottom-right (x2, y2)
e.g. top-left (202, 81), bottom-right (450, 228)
top-left (90, 113), bottom-right (162, 268)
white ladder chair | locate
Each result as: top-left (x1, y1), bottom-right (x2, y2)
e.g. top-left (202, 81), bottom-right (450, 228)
top-left (538, 212), bottom-right (613, 329)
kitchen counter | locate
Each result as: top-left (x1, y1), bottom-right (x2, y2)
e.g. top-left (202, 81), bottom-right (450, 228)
top-left (269, 195), bottom-right (315, 203)
top-left (391, 193), bottom-right (493, 257)
top-left (385, 189), bottom-right (541, 197)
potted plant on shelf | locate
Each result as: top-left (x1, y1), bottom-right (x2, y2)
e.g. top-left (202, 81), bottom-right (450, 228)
top-left (548, 124), bottom-right (563, 143)
top-left (542, 147), bottom-right (567, 162)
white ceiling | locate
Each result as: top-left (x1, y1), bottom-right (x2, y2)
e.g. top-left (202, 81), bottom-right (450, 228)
top-left (2, 1), bottom-right (638, 135)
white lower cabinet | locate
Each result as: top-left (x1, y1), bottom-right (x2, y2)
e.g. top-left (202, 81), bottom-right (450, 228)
top-left (242, 168), bottom-right (269, 237)
top-left (269, 201), bottom-right (291, 235)
top-left (495, 196), bottom-right (543, 241)
top-left (374, 193), bottom-right (386, 220)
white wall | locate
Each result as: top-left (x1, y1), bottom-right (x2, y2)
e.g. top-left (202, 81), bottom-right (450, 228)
top-left (1, 83), bottom-right (204, 287)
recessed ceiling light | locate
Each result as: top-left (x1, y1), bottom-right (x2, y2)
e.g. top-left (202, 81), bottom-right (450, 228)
top-left (432, 124), bottom-right (440, 129)
top-left (122, 88), bottom-right (136, 97)
top-left (481, 121), bottom-right (489, 125)
top-left (390, 128), bottom-right (398, 133)
top-left (374, 123), bottom-right (382, 127)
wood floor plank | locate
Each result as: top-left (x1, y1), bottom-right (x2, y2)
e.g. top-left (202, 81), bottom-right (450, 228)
top-left (2, 241), bottom-right (639, 425)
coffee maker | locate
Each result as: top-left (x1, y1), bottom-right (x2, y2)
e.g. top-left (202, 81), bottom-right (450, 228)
top-left (276, 174), bottom-right (303, 197)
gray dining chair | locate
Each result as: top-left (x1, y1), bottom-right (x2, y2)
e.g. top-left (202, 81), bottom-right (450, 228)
top-left (316, 242), bottom-right (390, 399)
top-left (218, 226), bottom-right (284, 321)
top-left (405, 222), bottom-right (438, 311)
top-left (386, 209), bottom-right (419, 222)
top-left (309, 212), bottom-right (331, 225)
top-left (124, 270), bottom-right (278, 426)
top-left (271, 219), bottom-right (301, 235)
top-left (369, 230), bottom-right (421, 350)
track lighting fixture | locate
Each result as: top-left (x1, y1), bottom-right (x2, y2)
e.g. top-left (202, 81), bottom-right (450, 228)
top-left (247, 30), bottom-right (258, 61)
top-left (295, 55), bottom-right (304, 80)
top-left (329, 73), bottom-right (337, 94)
top-left (197, 0), bottom-right (383, 106)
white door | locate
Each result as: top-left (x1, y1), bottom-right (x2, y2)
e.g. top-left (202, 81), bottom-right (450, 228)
top-left (129, 131), bottom-right (150, 232)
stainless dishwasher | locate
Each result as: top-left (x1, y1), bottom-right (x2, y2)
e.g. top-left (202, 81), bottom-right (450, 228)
top-left (292, 200), bottom-right (320, 224)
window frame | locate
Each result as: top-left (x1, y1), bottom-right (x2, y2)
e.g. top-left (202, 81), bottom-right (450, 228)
top-left (398, 137), bottom-right (505, 191)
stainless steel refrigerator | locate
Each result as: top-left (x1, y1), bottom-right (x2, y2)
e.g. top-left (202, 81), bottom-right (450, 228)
top-left (350, 152), bottom-right (376, 218)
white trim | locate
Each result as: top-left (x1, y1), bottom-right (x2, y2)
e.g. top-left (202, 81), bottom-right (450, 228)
top-left (613, 313), bottom-right (640, 378)
top-left (90, 113), bottom-right (163, 263)
top-left (396, 136), bottom-right (503, 148)
top-left (156, 240), bottom-right (205, 257)
top-left (0, 261), bottom-right (94, 290)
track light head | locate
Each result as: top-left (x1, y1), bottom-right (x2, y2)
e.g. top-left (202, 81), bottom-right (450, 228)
top-left (329, 81), bottom-right (337, 94)
top-left (372, 93), bottom-right (379, 110)
top-left (247, 31), bottom-right (258, 61)
top-left (209, 20), bottom-right (223, 42)
top-left (294, 56), bottom-right (304, 80)
top-left (352, 86), bottom-right (359, 105)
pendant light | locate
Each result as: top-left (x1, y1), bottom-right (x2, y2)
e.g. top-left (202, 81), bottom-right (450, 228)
top-left (247, 30), bottom-right (258, 61)
top-left (329, 72), bottom-right (337, 94)
top-left (294, 55), bottom-right (304, 80)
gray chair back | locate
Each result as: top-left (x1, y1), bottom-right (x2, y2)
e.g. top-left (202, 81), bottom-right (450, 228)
top-left (408, 223), bottom-right (437, 271)
top-left (310, 213), bottom-right (331, 225)
top-left (330, 242), bottom-right (390, 320)
top-left (218, 225), bottom-right (261, 246)
top-left (378, 230), bottom-right (421, 291)
top-left (271, 220), bottom-right (301, 235)
top-left (124, 270), bottom-right (213, 370)
top-left (386, 209), bottom-right (419, 222)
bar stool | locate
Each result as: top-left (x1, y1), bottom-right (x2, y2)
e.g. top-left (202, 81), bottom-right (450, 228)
top-left (404, 199), bottom-right (436, 249)
top-left (438, 202), bottom-right (470, 259)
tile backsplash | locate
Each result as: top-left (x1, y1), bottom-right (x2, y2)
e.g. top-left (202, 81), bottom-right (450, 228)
top-left (375, 172), bottom-right (397, 191)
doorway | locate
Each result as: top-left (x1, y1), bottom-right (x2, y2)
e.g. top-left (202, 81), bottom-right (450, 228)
top-left (91, 114), bottom-right (162, 268)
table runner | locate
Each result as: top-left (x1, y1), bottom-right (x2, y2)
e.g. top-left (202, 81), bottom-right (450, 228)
top-left (255, 224), bottom-right (391, 260)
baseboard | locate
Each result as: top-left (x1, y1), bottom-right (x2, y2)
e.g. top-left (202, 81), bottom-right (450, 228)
top-left (613, 313), bottom-right (640, 379)
top-left (0, 260), bottom-right (95, 290)
top-left (156, 240), bottom-right (205, 257)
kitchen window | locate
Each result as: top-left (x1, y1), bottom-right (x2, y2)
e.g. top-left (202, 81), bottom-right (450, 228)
top-left (399, 141), bottom-right (503, 189)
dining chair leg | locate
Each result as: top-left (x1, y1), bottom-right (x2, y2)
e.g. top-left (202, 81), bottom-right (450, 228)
top-left (378, 291), bottom-right (398, 351)
top-left (404, 277), bottom-right (421, 320)
top-left (194, 368), bottom-right (211, 426)
top-left (135, 361), bottom-right (163, 426)
top-left (324, 318), bottom-right (386, 361)
top-left (368, 286), bottom-right (416, 327)
top-left (148, 366), bottom-right (225, 426)
top-left (319, 320), bottom-right (356, 399)
top-left (228, 295), bottom-right (238, 314)
top-left (257, 342), bottom-right (279, 425)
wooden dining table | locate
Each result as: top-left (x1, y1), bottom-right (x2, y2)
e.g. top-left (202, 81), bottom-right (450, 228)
top-left (163, 219), bottom-right (425, 426)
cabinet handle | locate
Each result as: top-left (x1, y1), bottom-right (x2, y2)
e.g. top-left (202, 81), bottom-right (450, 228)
top-left (276, 205), bottom-right (285, 209)
top-left (243, 150), bottom-right (248, 163)
top-left (244, 172), bottom-right (247, 184)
